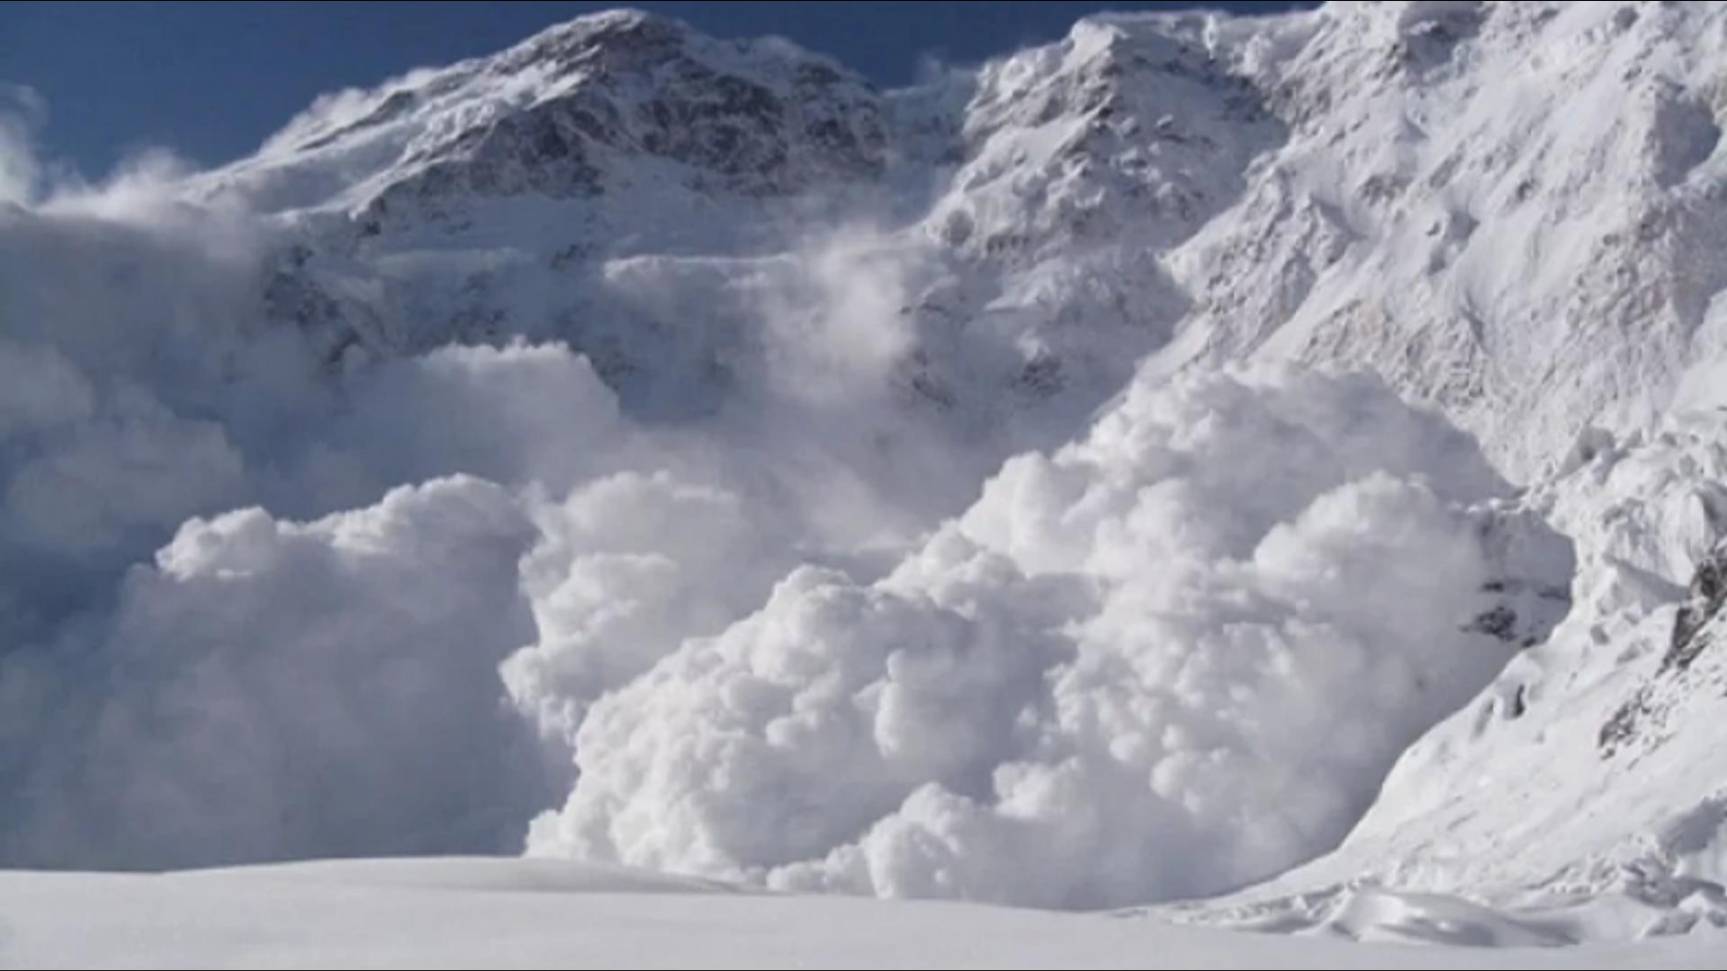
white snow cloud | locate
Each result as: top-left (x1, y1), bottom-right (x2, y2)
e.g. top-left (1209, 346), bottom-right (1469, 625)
top-left (502, 470), bottom-right (801, 752)
top-left (0, 212), bottom-right (1576, 899)
top-left (0, 167), bottom-right (967, 869)
top-left (528, 368), bottom-right (1574, 908)
top-left (4, 477), bottom-right (547, 868)
top-left (0, 84), bottom-right (44, 206)
top-left (0, 67), bottom-right (1576, 912)
top-left (0, 326), bottom-right (676, 866)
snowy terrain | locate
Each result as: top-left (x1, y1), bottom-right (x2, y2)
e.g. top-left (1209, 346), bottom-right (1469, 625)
top-left (2, 858), bottom-right (1724, 969)
top-left (4, 0), bottom-right (1727, 965)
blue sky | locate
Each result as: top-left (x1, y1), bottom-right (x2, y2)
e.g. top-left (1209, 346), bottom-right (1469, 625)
top-left (1, 2), bottom-right (1314, 180)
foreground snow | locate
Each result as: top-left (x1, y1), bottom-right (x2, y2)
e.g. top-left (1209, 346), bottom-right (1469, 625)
top-left (2, 857), bottom-right (1722, 969)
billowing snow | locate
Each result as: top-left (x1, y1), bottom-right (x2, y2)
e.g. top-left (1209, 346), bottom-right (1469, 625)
top-left (1180, 409), bottom-right (1727, 939)
top-left (533, 367), bottom-right (1571, 909)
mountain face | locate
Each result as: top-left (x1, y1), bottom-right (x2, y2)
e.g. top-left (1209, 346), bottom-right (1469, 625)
top-left (5, 0), bottom-right (1727, 942)
top-left (1172, 410), bottom-right (1727, 941)
top-left (1155, 1), bottom-right (1727, 482)
top-left (215, 2), bottom-right (1727, 480)
top-left (204, 6), bottom-right (1291, 449)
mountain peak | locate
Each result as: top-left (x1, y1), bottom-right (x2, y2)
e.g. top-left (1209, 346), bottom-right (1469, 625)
top-left (199, 6), bottom-right (884, 220)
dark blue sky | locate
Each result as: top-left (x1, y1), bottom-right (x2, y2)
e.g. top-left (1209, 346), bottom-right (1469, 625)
top-left (1, 2), bottom-right (1314, 179)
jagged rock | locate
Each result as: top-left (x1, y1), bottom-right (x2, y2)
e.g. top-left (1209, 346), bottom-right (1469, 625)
top-left (1665, 544), bottom-right (1727, 673)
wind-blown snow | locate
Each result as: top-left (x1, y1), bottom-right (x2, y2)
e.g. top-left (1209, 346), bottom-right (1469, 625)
top-left (531, 367), bottom-right (1572, 908)
top-left (0, 84), bottom-right (45, 206)
top-left (22, 478), bottom-right (546, 868)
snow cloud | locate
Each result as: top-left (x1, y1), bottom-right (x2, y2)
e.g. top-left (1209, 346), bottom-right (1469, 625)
top-left (0, 84), bottom-right (45, 206)
top-left (528, 369), bottom-right (1574, 908)
top-left (0, 149), bottom-right (954, 869)
top-left (8, 477), bottom-right (546, 868)
top-left (0, 76), bottom-right (1572, 914)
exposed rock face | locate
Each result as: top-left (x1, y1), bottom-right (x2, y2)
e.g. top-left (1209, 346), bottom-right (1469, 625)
top-left (220, 10), bottom-right (888, 217)
top-left (357, 12), bottom-right (888, 211)
top-left (1666, 542), bottom-right (1727, 673)
top-left (1596, 538), bottom-right (1727, 759)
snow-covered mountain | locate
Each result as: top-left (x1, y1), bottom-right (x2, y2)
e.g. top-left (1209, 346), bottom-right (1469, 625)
top-left (207, 2), bottom-right (1727, 481)
top-left (4, 0), bottom-right (1727, 956)
top-left (1151, 1), bottom-right (1727, 482)
top-left (197, 5), bottom-right (1291, 452)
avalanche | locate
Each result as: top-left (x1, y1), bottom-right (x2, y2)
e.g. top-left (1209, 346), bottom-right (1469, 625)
top-left (3, 0), bottom-right (1727, 963)
top-left (534, 367), bottom-right (1571, 910)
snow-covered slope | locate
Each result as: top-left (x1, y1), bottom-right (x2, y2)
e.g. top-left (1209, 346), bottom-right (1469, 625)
top-left (2, 857), bottom-right (1723, 969)
top-left (1152, 1), bottom-right (1727, 481)
top-left (525, 366), bottom-right (1574, 911)
top-left (5, 0), bottom-right (1727, 958)
top-left (1178, 411), bottom-right (1727, 941)
top-left (210, 2), bottom-right (1727, 484)
top-left (202, 5), bottom-right (1291, 454)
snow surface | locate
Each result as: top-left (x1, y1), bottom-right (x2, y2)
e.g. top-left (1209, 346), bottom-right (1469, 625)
top-left (1152, 0), bottom-right (1727, 481)
top-left (1, 857), bottom-right (1723, 969)
top-left (4, 0), bottom-right (1727, 962)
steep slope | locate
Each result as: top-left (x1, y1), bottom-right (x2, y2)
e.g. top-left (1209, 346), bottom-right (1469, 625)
top-left (203, 9), bottom-right (895, 420)
top-left (1152, 0), bottom-right (1727, 480)
top-left (0, 7), bottom-right (1299, 870)
top-left (527, 366), bottom-right (1573, 910)
top-left (210, 1), bottom-right (1727, 482)
top-left (209, 7), bottom-right (1289, 451)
